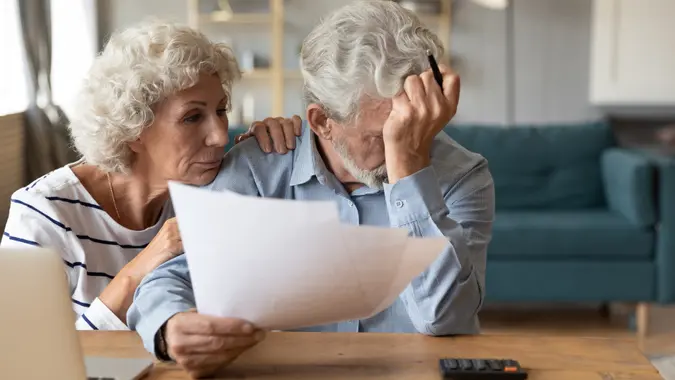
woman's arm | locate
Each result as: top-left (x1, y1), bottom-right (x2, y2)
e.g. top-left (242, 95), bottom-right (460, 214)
top-left (1, 188), bottom-right (178, 330)
top-left (97, 218), bottom-right (183, 324)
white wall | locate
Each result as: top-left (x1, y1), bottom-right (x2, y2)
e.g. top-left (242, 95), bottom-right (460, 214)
top-left (512, 0), bottom-right (601, 124)
top-left (100, 0), bottom-right (603, 125)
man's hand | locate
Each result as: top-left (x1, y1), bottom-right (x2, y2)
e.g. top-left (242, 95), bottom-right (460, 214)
top-left (165, 311), bottom-right (266, 378)
top-left (383, 65), bottom-right (460, 184)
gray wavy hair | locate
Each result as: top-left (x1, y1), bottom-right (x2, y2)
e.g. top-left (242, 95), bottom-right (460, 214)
top-left (68, 20), bottom-right (241, 173)
top-left (300, 0), bottom-right (444, 123)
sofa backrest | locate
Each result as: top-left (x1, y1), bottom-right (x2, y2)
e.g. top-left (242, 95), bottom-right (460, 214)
top-left (444, 122), bottom-right (614, 210)
top-left (226, 126), bottom-right (249, 152)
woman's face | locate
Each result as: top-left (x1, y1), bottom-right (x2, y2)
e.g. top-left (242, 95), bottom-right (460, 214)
top-left (133, 74), bottom-right (230, 186)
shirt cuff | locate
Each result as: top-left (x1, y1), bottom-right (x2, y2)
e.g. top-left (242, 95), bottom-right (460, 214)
top-left (384, 166), bottom-right (447, 227)
top-left (128, 300), bottom-right (193, 357)
top-left (75, 298), bottom-right (129, 331)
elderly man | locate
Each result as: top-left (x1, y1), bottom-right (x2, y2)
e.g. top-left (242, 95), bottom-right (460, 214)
top-left (128, 0), bottom-right (494, 376)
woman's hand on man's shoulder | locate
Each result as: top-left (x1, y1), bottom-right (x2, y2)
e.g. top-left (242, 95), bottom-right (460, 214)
top-left (234, 115), bottom-right (303, 154)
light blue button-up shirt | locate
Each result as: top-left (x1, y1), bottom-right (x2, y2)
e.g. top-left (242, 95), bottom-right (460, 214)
top-left (127, 126), bottom-right (495, 356)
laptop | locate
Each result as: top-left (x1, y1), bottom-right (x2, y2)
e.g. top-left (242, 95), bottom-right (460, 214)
top-left (0, 248), bottom-right (153, 380)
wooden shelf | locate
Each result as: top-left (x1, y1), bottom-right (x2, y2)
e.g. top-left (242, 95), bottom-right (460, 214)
top-left (284, 70), bottom-right (303, 79)
top-left (240, 69), bottom-right (303, 80)
top-left (241, 69), bottom-right (272, 79)
top-left (200, 10), bottom-right (271, 24)
top-left (188, 0), bottom-right (452, 116)
top-left (416, 13), bottom-right (449, 25)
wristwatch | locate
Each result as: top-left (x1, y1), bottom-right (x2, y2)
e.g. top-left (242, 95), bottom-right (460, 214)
top-left (154, 322), bottom-right (174, 362)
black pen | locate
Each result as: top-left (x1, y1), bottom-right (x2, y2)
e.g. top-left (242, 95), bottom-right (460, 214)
top-left (426, 49), bottom-right (443, 88)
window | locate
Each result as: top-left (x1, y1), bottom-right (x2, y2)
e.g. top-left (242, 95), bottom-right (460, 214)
top-left (51, 0), bottom-right (97, 118)
top-left (0, 0), bottom-right (97, 117)
top-left (0, 0), bottom-right (30, 116)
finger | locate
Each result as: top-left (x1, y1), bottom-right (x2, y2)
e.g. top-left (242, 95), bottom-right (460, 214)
top-left (391, 90), bottom-right (413, 115)
top-left (438, 64), bottom-right (461, 106)
top-left (234, 132), bottom-right (252, 145)
top-left (403, 75), bottom-right (427, 109)
top-left (171, 241), bottom-right (184, 256)
top-left (387, 91), bottom-right (414, 131)
top-left (437, 63), bottom-right (455, 76)
top-left (265, 118), bottom-right (288, 154)
top-left (277, 117), bottom-right (296, 150)
top-left (420, 70), bottom-right (444, 117)
top-left (177, 355), bottom-right (228, 378)
top-left (175, 314), bottom-right (257, 336)
top-left (392, 87), bottom-right (411, 106)
top-left (420, 69), bottom-right (442, 97)
top-left (180, 347), bottom-right (250, 378)
top-left (442, 74), bottom-right (460, 116)
top-left (170, 332), bottom-right (264, 355)
top-left (291, 115), bottom-right (302, 136)
top-left (249, 122), bottom-right (272, 153)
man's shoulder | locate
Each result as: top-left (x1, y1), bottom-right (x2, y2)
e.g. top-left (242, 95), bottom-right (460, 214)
top-left (429, 131), bottom-right (492, 189)
top-left (207, 135), bottom-right (301, 194)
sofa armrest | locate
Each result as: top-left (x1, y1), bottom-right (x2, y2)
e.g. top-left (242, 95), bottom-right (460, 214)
top-left (635, 151), bottom-right (675, 303)
top-left (601, 148), bottom-right (656, 227)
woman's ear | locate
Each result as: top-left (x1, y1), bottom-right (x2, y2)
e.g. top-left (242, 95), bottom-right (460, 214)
top-left (127, 139), bottom-right (143, 154)
top-left (306, 104), bottom-right (332, 141)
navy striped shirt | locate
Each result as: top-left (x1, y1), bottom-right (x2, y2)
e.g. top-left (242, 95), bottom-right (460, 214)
top-left (1, 162), bottom-right (174, 330)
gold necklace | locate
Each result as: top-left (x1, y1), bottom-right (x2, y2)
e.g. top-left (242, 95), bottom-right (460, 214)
top-left (106, 172), bottom-right (122, 222)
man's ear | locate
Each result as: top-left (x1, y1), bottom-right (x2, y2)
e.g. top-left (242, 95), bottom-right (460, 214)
top-left (306, 104), bottom-right (332, 141)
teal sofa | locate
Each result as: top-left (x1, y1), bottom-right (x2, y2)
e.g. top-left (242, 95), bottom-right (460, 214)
top-left (227, 122), bottom-right (674, 305)
top-left (444, 122), bottom-right (675, 305)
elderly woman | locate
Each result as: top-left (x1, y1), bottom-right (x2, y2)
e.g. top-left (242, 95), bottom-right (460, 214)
top-left (1, 21), bottom-right (298, 331)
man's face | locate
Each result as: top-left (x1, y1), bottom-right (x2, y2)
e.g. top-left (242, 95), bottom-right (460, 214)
top-left (329, 98), bottom-right (392, 189)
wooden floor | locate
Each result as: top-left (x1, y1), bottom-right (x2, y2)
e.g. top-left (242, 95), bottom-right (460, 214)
top-left (479, 304), bottom-right (675, 379)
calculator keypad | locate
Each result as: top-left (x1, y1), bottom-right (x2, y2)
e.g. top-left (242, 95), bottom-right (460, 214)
top-left (439, 358), bottom-right (527, 379)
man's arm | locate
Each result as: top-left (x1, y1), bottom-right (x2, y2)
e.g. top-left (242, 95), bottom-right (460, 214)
top-left (127, 145), bottom-right (261, 354)
top-left (127, 254), bottom-right (195, 355)
top-left (383, 159), bottom-right (494, 336)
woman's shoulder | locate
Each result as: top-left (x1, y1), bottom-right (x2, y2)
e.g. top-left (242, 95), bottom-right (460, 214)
top-left (18, 164), bottom-right (85, 200)
top-left (6, 162), bottom-right (99, 233)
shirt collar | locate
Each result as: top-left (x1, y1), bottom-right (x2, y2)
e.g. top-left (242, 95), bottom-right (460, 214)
top-left (289, 123), bottom-right (383, 195)
top-left (289, 124), bottom-right (327, 186)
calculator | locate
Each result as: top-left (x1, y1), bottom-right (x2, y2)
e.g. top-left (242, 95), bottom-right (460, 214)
top-left (439, 358), bottom-right (528, 379)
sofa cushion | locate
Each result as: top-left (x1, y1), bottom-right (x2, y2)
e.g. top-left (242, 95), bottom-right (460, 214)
top-left (489, 211), bottom-right (654, 259)
top-left (444, 122), bottom-right (615, 210)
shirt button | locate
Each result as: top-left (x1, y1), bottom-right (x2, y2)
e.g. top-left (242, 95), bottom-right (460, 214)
top-left (395, 200), bottom-right (404, 208)
top-left (348, 201), bottom-right (354, 207)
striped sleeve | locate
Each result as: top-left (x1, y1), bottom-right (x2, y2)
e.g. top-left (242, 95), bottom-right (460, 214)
top-left (2, 190), bottom-right (79, 299)
top-left (1, 190), bottom-right (73, 274)
top-left (75, 298), bottom-right (128, 331)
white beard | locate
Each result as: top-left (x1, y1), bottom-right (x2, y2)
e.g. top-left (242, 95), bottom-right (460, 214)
top-left (332, 139), bottom-right (388, 190)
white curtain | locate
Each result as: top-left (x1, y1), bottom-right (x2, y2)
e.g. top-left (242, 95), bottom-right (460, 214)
top-left (51, 0), bottom-right (98, 118)
top-left (0, 0), bottom-right (30, 116)
top-left (13, 0), bottom-right (98, 181)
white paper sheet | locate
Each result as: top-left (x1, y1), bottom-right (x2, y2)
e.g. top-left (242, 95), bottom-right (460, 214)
top-left (169, 181), bottom-right (448, 330)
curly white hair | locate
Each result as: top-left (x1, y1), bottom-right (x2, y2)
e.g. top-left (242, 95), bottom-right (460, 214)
top-left (68, 20), bottom-right (241, 173)
top-left (300, 0), bottom-right (444, 123)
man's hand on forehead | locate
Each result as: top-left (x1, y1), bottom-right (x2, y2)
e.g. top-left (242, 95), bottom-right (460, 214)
top-left (382, 64), bottom-right (460, 184)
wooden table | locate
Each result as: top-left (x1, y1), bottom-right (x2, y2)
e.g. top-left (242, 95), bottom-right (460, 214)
top-left (79, 331), bottom-right (661, 379)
